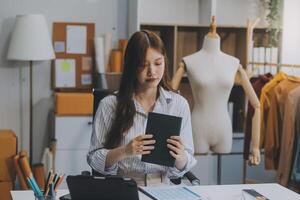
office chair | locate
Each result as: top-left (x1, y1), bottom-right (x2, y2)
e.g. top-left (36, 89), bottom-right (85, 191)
top-left (89, 88), bottom-right (200, 186)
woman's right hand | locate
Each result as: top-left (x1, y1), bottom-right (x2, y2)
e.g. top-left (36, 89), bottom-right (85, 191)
top-left (124, 134), bottom-right (155, 157)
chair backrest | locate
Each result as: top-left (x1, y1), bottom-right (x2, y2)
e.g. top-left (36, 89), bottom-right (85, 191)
top-left (92, 89), bottom-right (113, 119)
top-left (92, 89), bottom-right (114, 176)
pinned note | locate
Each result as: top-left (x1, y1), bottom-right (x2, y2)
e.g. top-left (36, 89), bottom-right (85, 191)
top-left (54, 41), bottom-right (65, 53)
top-left (66, 25), bottom-right (87, 54)
top-left (81, 74), bottom-right (92, 85)
top-left (82, 57), bottom-right (92, 71)
top-left (55, 59), bottom-right (76, 87)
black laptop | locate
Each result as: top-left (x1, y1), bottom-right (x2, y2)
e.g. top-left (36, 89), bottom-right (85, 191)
top-left (62, 175), bottom-right (139, 200)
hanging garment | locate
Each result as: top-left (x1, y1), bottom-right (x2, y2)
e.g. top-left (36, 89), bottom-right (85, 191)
top-left (260, 72), bottom-right (287, 169)
top-left (266, 77), bottom-right (300, 171)
top-left (277, 86), bottom-right (300, 186)
top-left (260, 72), bottom-right (287, 149)
top-left (291, 98), bottom-right (300, 182)
top-left (244, 73), bottom-right (273, 160)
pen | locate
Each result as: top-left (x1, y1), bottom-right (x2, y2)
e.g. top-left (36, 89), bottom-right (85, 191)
top-left (44, 170), bottom-right (52, 193)
top-left (45, 173), bottom-right (54, 196)
top-left (53, 173), bottom-right (58, 185)
top-left (48, 183), bottom-right (54, 196)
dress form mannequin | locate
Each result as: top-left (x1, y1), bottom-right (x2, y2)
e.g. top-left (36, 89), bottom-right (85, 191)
top-left (171, 16), bottom-right (261, 165)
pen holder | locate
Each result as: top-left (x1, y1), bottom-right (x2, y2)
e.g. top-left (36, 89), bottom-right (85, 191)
top-left (34, 193), bottom-right (56, 200)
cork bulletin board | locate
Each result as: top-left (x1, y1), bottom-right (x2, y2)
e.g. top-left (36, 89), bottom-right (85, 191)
top-left (52, 22), bottom-right (95, 90)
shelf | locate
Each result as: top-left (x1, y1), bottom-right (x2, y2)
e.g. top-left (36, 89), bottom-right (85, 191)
top-left (140, 22), bottom-right (268, 29)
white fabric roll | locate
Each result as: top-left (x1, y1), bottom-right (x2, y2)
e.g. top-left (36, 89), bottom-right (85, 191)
top-left (104, 32), bottom-right (112, 72)
top-left (94, 36), bottom-right (105, 73)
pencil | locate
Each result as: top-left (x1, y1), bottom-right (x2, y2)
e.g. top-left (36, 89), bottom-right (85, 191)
top-left (54, 174), bottom-right (65, 192)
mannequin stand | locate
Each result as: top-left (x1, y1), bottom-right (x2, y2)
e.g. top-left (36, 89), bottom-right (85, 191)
top-left (217, 154), bottom-right (222, 185)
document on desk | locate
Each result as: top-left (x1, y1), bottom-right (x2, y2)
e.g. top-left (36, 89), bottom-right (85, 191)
top-left (139, 186), bottom-right (208, 200)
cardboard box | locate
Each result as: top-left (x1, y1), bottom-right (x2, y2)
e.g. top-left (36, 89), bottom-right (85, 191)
top-left (55, 92), bottom-right (93, 116)
top-left (0, 181), bottom-right (13, 200)
top-left (0, 130), bottom-right (17, 181)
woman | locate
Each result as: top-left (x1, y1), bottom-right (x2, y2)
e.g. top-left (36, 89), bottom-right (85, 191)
top-left (87, 30), bottom-right (196, 186)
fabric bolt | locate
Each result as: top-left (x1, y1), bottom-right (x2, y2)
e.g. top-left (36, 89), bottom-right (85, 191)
top-left (244, 73), bottom-right (273, 160)
top-left (277, 86), bottom-right (300, 186)
top-left (87, 87), bottom-right (197, 186)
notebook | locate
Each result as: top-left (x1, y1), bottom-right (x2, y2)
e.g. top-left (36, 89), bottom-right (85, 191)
top-left (141, 112), bottom-right (182, 167)
top-left (139, 186), bottom-right (208, 200)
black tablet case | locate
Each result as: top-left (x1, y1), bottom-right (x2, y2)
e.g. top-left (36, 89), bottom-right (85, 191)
top-left (141, 112), bottom-right (182, 167)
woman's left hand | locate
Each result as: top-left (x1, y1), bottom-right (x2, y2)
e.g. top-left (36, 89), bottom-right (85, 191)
top-left (167, 136), bottom-right (187, 170)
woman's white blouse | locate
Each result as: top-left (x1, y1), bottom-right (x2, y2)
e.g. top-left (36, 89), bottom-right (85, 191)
top-left (87, 87), bottom-right (197, 179)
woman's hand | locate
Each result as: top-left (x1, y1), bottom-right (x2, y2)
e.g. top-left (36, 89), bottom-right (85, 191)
top-left (167, 136), bottom-right (187, 170)
top-left (124, 134), bottom-right (156, 157)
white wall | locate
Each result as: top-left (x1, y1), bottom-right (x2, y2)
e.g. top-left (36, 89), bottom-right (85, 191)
top-left (137, 0), bottom-right (267, 27)
top-left (216, 0), bottom-right (267, 27)
top-left (281, 0), bottom-right (300, 76)
top-left (138, 0), bottom-right (200, 24)
top-left (0, 0), bottom-right (128, 163)
top-left (198, 0), bottom-right (214, 25)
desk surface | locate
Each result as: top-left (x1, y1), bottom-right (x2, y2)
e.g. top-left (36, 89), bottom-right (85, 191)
top-left (11, 183), bottom-right (300, 200)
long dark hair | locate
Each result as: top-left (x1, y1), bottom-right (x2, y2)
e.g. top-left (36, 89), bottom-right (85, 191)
top-left (104, 30), bottom-right (172, 149)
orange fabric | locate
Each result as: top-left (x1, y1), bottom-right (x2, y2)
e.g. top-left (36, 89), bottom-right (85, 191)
top-left (55, 92), bottom-right (93, 116)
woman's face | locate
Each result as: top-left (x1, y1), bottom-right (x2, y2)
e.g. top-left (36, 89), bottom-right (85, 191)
top-left (136, 47), bottom-right (165, 90)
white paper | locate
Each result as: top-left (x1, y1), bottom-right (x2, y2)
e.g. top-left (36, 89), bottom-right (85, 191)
top-left (55, 59), bottom-right (76, 88)
top-left (140, 186), bottom-right (208, 200)
top-left (54, 41), bottom-right (65, 53)
top-left (94, 37), bottom-right (105, 73)
top-left (81, 74), bottom-right (92, 85)
top-left (66, 25), bottom-right (87, 54)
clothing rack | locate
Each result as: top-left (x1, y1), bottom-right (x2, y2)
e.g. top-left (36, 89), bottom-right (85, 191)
top-left (249, 62), bottom-right (300, 68)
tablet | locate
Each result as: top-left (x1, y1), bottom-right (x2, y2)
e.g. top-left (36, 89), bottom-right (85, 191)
top-left (141, 112), bottom-right (182, 167)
